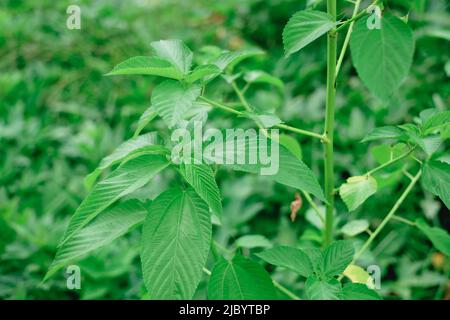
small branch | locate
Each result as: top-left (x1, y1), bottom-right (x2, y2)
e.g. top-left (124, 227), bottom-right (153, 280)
top-left (231, 80), bottom-right (253, 112)
top-left (335, 0), bottom-right (380, 76)
top-left (199, 96), bottom-right (241, 115)
top-left (353, 170), bottom-right (422, 262)
top-left (391, 215), bottom-right (416, 226)
top-left (367, 147), bottom-right (416, 176)
top-left (273, 281), bottom-right (301, 300)
top-left (302, 191), bottom-right (325, 224)
top-left (277, 123), bottom-right (328, 142)
top-left (198, 96), bottom-right (325, 141)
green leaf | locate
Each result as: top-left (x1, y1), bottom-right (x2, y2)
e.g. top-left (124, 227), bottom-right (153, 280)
top-left (235, 235), bottom-right (272, 249)
top-left (105, 56), bottom-right (184, 79)
top-left (341, 220), bottom-right (369, 237)
top-left (134, 106), bottom-right (158, 137)
top-left (341, 283), bottom-right (381, 300)
top-left (151, 80), bottom-right (201, 128)
top-left (415, 219), bottom-right (450, 256)
top-left (350, 14), bottom-right (415, 100)
top-left (362, 126), bottom-right (406, 142)
top-left (141, 188), bottom-right (211, 299)
top-left (339, 176), bottom-right (378, 211)
top-left (305, 275), bottom-right (341, 300)
top-left (343, 264), bottom-right (375, 288)
top-left (422, 160), bottom-right (450, 209)
top-left (178, 163), bottom-right (223, 221)
top-left (422, 110), bottom-right (450, 135)
top-left (320, 240), bottom-right (355, 278)
top-left (60, 154), bottom-right (169, 246)
top-left (186, 64), bottom-right (221, 83)
top-left (256, 246), bottom-right (313, 277)
top-left (211, 49), bottom-right (264, 73)
top-left (150, 39), bottom-right (193, 75)
top-left (45, 200), bottom-right (146, 281)
top-left (84, 133), bottom-right (163, 189)
top-left (283, 10), bottom-right (335, 56)
top-left (208, 255), bottom-right (277, 299)
top-left (205, 134), bottom-right (325, 202)
top-left (278, 134), bottom-right (302, 160)
top-left (243, 71), bottom-right (284, 90)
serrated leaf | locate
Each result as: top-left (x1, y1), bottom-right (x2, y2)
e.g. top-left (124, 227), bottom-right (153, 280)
top-left (150, 39), bottom-right (193, 75)
top-left (422, 110), bottom-right (450, 135)
top-left (208, 255), bottom-right (277, 300)
top-left (305, 275), bottom-right (341, 300)
top-left (60, 154), bottom-right (169, 246)
top-left (341, 283), bottom-right (381, 300)
top-left (244, 71), bottom-right (284, 90)
top-left (235, 235), bottom-right (272, 249)
top-left (341, 220), bottom-right (369, 237)
top-left (350, 14), bottom-right (415, 100)
top-left (178, 162), bottom-right (222, 220)
top-left (283, 10), bottom-right (335, 56)
top-left (105, 56), bottom-right (184, 80)
top-left (151, 80), bottom-right (201, 128)
top-left (362, 126), bottom-right (406, 142)
top-left (45, 200), bottom-right (146, 281)
top-left (204, 134), bottom-right (325, 202)
top-left (256, 246), bottom-right (313, 277)
top-left (278, 134), bottom-right (302, 160)
top-left (422, 160), bottom-right (450, 209)
top-left (84, 133), bottom-right (163, 189)
top-left (339, 176), bottom-right (377, 211)
top-left (416, 219), bottom-right (450, 256)
top-left (320, 240), bottom-right (355, 278)
top-left (134, 106), bottom-right (158, 137)
top-left (186, 64), bottom-right (221, 83)
top-left (141, 188), bottom-right (211, 299)
top-left (211, 49), bottom-right (264, 73)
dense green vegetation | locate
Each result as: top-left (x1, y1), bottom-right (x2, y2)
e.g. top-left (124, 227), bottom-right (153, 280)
top-left (0, 0), bottom-right (449, 300)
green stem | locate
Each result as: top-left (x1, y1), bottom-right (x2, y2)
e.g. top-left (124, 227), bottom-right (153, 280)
top-left (352, 170), bottom-right (422, 263)
top-left (335, 0), bottom-right (362, 77)
top-left (302, 191), bottom-right (325, 224)
top-left (198, 96), bottom-right (325, 141)
top-left (391, 215), bottom-right (416, 226)
top-left (277, 123), bottom-right (327, 141)
top-left (231, 80), bottom-right (253, 112)
top-left (367, 147), bottom-right (416, 176)
top-left (323, 0), bottom-right (337, 247)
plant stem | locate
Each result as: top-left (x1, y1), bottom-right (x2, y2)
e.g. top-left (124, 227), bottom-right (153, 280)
top-left (367, 147), bottom-right (416, 176)
top-left (198, 96), bottom-right (325, 141)
top-left (323, 0), bottom-right (337, 247)
top-left (391, 215), bottom-right (416, 226)
top-left (276, 123), bottom-right (327, 141)
top-left (335, 0), bottom-right (380, 76)
top-left (335, 0), bottom-right (362, 77)
top-left (231, 80), bottom-right (253, 112)
top-left (273, 281), bottom-right (301, 300)
top-left (352, 170), bottom-right (422, 262)
top-left (302, 191), bottom-right (325, 224)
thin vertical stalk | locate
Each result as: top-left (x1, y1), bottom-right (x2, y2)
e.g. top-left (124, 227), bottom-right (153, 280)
top-left (323, 0), bottom-right (337, 247)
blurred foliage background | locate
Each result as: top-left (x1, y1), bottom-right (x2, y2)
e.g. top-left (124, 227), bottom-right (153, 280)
top-left (0, 0), bottom-right (449, 300)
